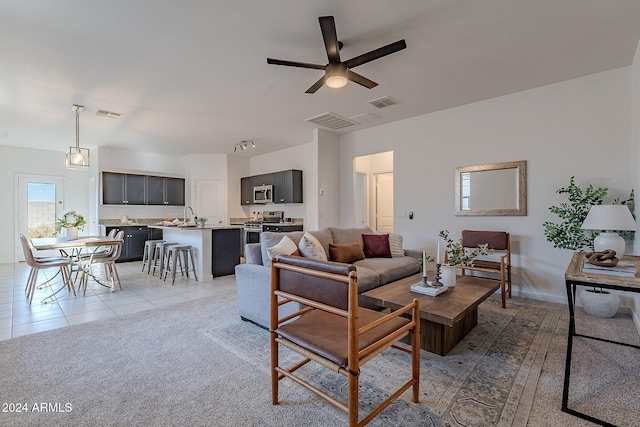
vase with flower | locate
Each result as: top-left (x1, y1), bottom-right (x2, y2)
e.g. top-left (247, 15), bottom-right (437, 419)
top-left (438, 230), bottom-right (492, 286)
top-left (55, 210), bottom-right (87, 239)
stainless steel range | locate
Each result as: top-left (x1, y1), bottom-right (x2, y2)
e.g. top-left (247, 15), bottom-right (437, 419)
top-left (243, 211), bottom-right (303, 245)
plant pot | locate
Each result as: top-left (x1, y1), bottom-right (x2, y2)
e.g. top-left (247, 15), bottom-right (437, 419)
top-left (579, 289), bottom-right (620, 318)
top-left (440, 264), bottom-right (456, 287)
top-left (66, 227), bottom-right (78, 240)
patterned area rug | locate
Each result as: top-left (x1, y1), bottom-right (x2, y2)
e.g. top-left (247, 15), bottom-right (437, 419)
top-left (206, 296), bottom-right (561, 426)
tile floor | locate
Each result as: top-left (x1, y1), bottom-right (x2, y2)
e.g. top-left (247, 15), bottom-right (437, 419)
top-left (0, 260), bottom-right (235, 341)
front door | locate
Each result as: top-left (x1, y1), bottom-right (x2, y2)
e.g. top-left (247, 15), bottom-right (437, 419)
top-left (16, 174), bottom-right (65, 261)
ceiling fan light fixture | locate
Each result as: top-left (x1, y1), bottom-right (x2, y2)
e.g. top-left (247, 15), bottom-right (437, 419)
top-left (326, 75), bottom-right (348, 88)
top-left (325, 63), bottom-right (348, 89)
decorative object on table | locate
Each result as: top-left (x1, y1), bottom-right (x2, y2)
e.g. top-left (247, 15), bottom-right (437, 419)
top-left (581, 252), bottom-right (636, 278)
top-left (439, 230), bottom-right (491, 267)
top-left (410, 282), bottom-right (448, 296)
top-left (55, 210), bottom-right (86, 239)
top-left (581, 204), bottom-right (637, 258)
top-left (542, 176), bottom-right (635, 251)
top-left (440, 264), bottom-right (457, 287)
top-left (196, 217), bottom-right (208, 228)
top-left (65, 104), bottom-right (90, 169)
top-left (417, 250), bottom-right (435, 287)
top-left (579, 288), bottom-right (620, 318)
top-left (584, 250), bottom-right (619, 267)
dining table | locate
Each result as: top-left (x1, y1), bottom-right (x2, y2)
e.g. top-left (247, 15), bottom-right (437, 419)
top-left (31, 235), bottom-right (123, 300)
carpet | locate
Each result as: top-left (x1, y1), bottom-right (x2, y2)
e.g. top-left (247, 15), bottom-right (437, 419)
top-left (209, 296), bottom-right (561, 427)
top-left (0, 283), bottom-right (560, 426)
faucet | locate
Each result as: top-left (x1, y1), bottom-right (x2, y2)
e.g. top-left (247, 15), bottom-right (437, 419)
top-left (184, 206), bottom-right (195, 223)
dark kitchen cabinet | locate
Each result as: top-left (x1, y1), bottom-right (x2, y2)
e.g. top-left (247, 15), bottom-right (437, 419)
top-left (253, 173), bottom-right (274, 187)
top-left (105, 226), bottom-right (162, 262)
top-left (147, 176), bottom-right (184, 206)
top-left (102, 172), bottom-right (146, 205)
top-left (240, 176), bottom-right (255, 205)
top-left (103, 172), bottom-right (184, 206)
top-left (211, 228), bottom-right (242, 277)
top-left (273, 169), bottom-right (303, 204)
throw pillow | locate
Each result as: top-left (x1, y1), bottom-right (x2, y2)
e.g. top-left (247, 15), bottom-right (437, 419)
top-left (266, 235), bottom-right (300, 260)
top-left (362, 234), bottom-right (392, 258)
top-left (298, 232), bottom-right (328, 261)
top-left (329, 241), bottom-right (365, 263)
top-left (388, 233), bottom-right (405, 257)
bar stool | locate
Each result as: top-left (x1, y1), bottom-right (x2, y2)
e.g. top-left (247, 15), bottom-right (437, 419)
top-left (141, 239), bottom-right (164, 273)
top-left (163, 245), bottom-right (198, 285)
top-left (152, 241), bottom-right (179, 277)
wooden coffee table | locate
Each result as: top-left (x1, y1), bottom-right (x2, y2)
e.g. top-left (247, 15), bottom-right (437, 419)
top-left (360, 273), bottom-right (499, 355)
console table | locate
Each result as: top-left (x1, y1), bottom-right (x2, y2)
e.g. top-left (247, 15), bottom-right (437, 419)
top-left (563, 252), bottom-right (640, 426)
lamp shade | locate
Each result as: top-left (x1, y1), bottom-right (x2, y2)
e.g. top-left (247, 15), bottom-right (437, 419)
top-left (581, 205), bottom-right (636, 231)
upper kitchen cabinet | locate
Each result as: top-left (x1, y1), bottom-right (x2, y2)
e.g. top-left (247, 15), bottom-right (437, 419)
top-left (102, 172), bottom-right (146, 205)
top-left (102, 172), bottom-right (185, 206)
top-left (147, 176), bottom-right (185, 206)
top-left (274, 169), bottom-right (303, 204)
top-left (240, 176), bottom-right (255, 205)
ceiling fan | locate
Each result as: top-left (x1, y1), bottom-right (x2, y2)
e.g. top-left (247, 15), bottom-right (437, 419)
top-left (267, 16), bottom-right (406, 94)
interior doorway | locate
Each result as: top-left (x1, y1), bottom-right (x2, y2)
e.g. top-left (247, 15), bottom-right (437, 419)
top-left (15, 174), bottom-right (65, 261)
top-left (353, 151), bottom-right (393, 232)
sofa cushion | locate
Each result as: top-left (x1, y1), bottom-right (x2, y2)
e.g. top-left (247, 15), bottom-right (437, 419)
top-left (261, 231), bottom-right (304, 267)
top-left (328, 226), bottom-right (373, 250)
top-left (388, 233), bottom-right (405, 257)
top-left (329, 241), bottom-right (365, 263)
top-left (354, 256), bottom-right (420, 285)
top-left (354, 265), bottom-right (381, 293)
top-left (362, 233), bottom-right (392, 258)
top-left (298, 232), bottom-right (328, 261)
top-left (266, 235), bottom-right (300, 260)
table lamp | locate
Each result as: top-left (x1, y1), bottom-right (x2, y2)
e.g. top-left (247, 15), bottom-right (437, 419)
top-left (581, 204), bottom-right (636, 258)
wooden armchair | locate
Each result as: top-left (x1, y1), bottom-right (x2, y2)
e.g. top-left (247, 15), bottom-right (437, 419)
top-left (450, 230), bottom-right (511, 308)
top-left (270, 255), bottom-right (420, 427)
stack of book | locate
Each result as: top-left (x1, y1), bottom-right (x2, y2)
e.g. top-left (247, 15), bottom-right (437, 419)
top-left (581, 260), bottom-right (637, 278)
top-left (410, 282), bottom-right (448, 296)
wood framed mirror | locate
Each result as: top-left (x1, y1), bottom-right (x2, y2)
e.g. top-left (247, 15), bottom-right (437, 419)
top-left (455, 160), bottom-right (527, 216)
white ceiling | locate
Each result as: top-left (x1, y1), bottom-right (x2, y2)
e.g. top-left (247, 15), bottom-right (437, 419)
top-left (2, 1), bottom-right (640, 158)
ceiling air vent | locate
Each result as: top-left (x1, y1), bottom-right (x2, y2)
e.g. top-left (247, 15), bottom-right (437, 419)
top-left (368, 96), bottom-right (398, 109)
top-left (96, 109), bottom-right (122, 119)
top-left (350, 112), bottom-right (380, 124)
top-left (305, 112), bottom-right (356, 130)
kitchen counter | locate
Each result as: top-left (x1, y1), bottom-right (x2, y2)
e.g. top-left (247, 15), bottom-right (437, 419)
top-left (148, 225), bottom-right (242, 278)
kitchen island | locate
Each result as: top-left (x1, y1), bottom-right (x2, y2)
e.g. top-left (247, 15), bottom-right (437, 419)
top-left (148, 225), bottom-right (243, 279)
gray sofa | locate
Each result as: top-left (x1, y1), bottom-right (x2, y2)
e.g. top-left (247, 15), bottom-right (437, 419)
top-left (235, 226), bottom-right (421, 329)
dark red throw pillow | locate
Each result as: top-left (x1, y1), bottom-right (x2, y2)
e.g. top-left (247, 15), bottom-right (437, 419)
top-left (362, 234), bottom-right (392, 258)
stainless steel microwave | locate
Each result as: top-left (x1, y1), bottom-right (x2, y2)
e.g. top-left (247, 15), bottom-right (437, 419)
top-left (253, 185), bottom-right (273, 204)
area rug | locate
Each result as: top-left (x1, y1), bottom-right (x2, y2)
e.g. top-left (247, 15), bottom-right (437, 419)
top-left (207, 296), bottom-right (561, 427)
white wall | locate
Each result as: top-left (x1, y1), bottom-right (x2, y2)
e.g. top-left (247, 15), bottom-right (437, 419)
top-left (316, 129), bottom-right (340, 229)
top-left (249, 143), bottom-right (316, 228)
top-left (227, 155), bottom-right (250, 219)
top-left (339, 66), bottom-right (634, 303)
top-left (1, 145), bottom-right (90, 263)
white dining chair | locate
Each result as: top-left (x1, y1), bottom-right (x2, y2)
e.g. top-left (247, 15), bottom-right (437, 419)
top-left (19, 234), bottom-right (73, 304)
top-left (78, 231), bottom-right (125, 295)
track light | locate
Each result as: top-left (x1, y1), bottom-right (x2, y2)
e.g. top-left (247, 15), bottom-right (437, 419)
top-left (233, 140), bottom-right (256, 153)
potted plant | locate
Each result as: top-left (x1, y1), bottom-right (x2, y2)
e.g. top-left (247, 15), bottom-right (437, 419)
top-left (542, 177), bottom-right (635, 318)
top-left (438, 230), bottom-right (491, 286)
top-left (196, 217), bottom-right (208, 228)
top-left (55, 210), bottom-right (86, 239)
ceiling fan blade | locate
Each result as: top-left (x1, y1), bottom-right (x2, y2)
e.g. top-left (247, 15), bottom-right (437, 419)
top-left (344, 39), bottom-right (407, 69)
top-left (267, 58), bottom-right (325, 70)
top-left (347, 70), bottom-right (378, 89)
top-left (305, 76), bottom-right (326, 94)
top-left (319, 16), bottom-right (341, 63)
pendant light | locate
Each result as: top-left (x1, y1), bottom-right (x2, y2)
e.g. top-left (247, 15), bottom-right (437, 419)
top-left (66, 104), bottom-right (89, 169)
